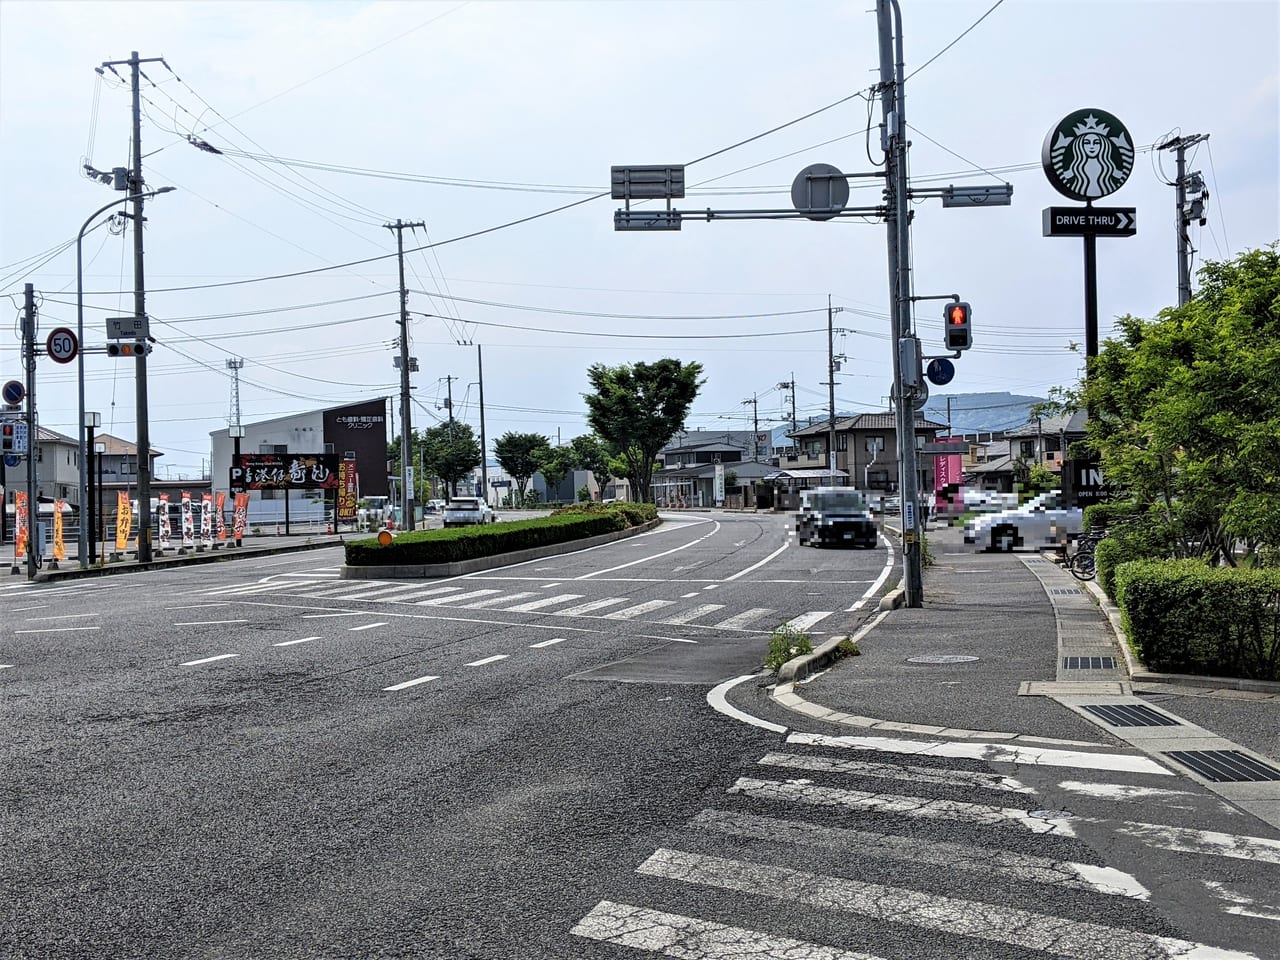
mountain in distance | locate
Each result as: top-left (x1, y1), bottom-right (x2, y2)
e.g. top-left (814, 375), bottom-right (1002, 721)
top-left (922, 391), bottom-right (1046, 435)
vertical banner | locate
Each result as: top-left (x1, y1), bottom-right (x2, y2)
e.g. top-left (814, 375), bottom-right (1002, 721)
top-left (233, 493), bottom-right (249, 541)
top-left (52, 500), bottom-right (66, 561)
top-left (157, 493), bottom-right (172, 549)
top-left (115, 492), bottom-right (132, 551)
top-left (200, 493), bottom-right (213, 546)
top-left (934, 451), bottom-right (963, 514)
top-left (337, 459), bottom-right (358, 522)
top-left (215, 492), bottom-right (227, 541)
top-left (14, 490), bottom-right (28, 559)
top-left (180, 491), bottom-right (194, 547)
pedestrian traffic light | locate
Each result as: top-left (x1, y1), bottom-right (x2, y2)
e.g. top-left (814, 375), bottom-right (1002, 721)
top-left (107, 341), bottom-right (150, 357)
top-left (1, 421), bottom-right (14, 453)
top-left (944, 301), bottom-right (972, 352)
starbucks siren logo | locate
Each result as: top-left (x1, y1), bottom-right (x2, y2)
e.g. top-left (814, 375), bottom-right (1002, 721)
top-left (1042, 108), bottom-right (1134, 202)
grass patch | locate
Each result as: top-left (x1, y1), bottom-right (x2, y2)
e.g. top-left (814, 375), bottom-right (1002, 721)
top-left (764, 624), bottom-right (814, 672)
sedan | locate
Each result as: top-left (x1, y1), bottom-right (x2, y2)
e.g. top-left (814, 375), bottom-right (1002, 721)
top-left (963, 490), bottom-right (1082, 552)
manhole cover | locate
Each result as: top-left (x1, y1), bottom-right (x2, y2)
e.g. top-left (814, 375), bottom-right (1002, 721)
top-left (1029, 809), bottom-right (1075, 821)
top-left (906, 655), bottom-right (980, 664)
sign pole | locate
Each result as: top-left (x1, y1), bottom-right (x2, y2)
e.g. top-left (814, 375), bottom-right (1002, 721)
top-left (1083, 229), bottom-right (1099, 361)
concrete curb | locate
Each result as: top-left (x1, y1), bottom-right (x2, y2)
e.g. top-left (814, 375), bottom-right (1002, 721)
top-left (28, 537), bottom-right (346, 583)
top-left (341, 518), bottom-right (661, 580)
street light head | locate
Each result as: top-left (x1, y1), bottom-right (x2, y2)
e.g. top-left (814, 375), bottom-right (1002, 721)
top-left (155, 186), bottom-right (176, 195)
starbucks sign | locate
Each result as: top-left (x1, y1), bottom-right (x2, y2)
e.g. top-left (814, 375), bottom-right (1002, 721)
top-left (1042, 108), bottom-right (1134, 202)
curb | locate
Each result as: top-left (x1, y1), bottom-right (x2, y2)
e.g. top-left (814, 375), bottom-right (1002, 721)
top-left (27, 537), bottom-right (345, 583)
top-left (777, 609), bottom-right (890, 686)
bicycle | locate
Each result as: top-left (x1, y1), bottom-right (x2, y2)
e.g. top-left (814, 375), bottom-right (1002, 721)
top-left (1065, 529), bottom-right (1107, 581)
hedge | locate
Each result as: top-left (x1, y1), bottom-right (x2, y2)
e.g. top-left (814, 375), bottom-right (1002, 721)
top-left (1114, 558), bottom-right (1280, 681)
top-left (344, 503), bottom-right (656, 566)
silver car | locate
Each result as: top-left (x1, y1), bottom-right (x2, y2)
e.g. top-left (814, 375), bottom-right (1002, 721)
top-left (963, 490), bottom-right (1082, 552)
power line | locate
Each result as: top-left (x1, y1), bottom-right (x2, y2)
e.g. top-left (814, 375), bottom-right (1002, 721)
top-left (905, 0), bottom-right (1006, 81)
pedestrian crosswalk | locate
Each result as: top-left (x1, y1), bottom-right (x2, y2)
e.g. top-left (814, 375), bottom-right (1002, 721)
top-left (570, 731), bottom-right (1274, 959)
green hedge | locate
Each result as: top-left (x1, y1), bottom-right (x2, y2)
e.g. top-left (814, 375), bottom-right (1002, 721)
top-left (1115, 558), bottom-right (1280, 680)
top-left (551, 501), bottom-right (657, 526)
top-left (345, 505), bottom-right (653, 566)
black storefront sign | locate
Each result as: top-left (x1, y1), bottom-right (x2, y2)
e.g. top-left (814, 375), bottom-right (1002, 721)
top-left (231, 453), bottom-right (340, 493)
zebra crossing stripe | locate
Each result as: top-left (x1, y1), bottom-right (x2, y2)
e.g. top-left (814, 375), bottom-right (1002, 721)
top-left (711, 607), bottom-right (774, 630)
top-left (387, 586), bottom-right (465, 603)
top-left (783, 611), bottom-right (833, 631)
top-left (416, 589), bottom-right (501, 605)
top-left (1109, 820), bottom-right (1280, 866)
top-left (758, 752), bottom-right (1035, 794)
top-left (297, 582), bottom-right (397, 598)
top-left (690, 809), bottom-right (1148, 899)
top-left (729, 776), bottom-right (1077, 836)
top-left (602, 599), bottom-right (676, 620)
top-left (555, 597), bottom-right (630, 616)
top-left (637, 848), bottom-right (1259, 960)
top-left (571, 900), bottom-right (883, 959)
top-left (660, 603), bottom-right (725, 625)
top-left (203, 582), bottom-right (299, 597)
top-left (499, 594), bottom-right (585, 613)
top-left (461, 592), bottom-right (538, 609)
top-left (788, 732), bottom-right (1173, 776)
top-left (332, 582), bottom-right (441, 601)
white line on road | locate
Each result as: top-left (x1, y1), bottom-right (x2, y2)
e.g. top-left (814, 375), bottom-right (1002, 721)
top-left (15, 627), bottom-right (103, 634)
top-left (348, 622), bottom-right (387, 631)
top-left (706, 673), bottom-right (787, 734)
top-left (386, 586), bottom-right (465, 603)
top-left (782, 611), bottom-right (833, 631)
top-left (711, 608), bottom-right (774, 630)
top-left (602, 599), bottom-right (675, 620)
top-left (11, 605), bottom-right (49, 611)
top-left (180, 653), bottom-right (240, 667)
top-left (540, 582), bottom-right (563, 589)
top-left (0, 664), bottom-right (14, 670)
top-left (500, 593), bottom-right (584, 613)
top-left (382, 674), bottom-right (439, 691)
top-left (301, 611), bottom-right (363, 618)
top-left (575, 522), bottom-right (721, 579)
top-left (335, 583), bottom-right (442, 601)
top-left (273, 636), bottom-right (323, 647)
top-left (723, 541), bottom-right (789, 582)
top-left (465, 654), bottom-right (509, 666)
top-left (848, 535), bottom-right (895, 611)
top-left (556, 597), bottom-right (630, 616)
top-left (680, 592), bottom-right (699, 598)
top-left (173, 620), bottom-right (250, 627)
top-left (758, 752), bottom-right (1035, 794)
top-left (660, 604), bottom-right (725, 625)
top-left (171, 603), bottom-right (229, 610)
top-left (24, 613), bottom-right (100, 621)
top-left (529, 638), bottom-right (566, 649)
top-left (461, 591), bottom-right (537, 609)
top-left (417, 589), bottom-right (501, 605)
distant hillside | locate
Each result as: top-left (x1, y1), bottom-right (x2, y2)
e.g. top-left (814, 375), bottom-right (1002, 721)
top-left (923, 392), bottom-right (1045, 435)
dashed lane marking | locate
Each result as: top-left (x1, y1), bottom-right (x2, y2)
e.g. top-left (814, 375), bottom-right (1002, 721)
top-left (529, 638), bottom-right (566, 649)
top-left (465, 654), bottom-right (509, 667)
top-left (348, 622), bottom-right (387, 632)
top-left (179, 653), bottom-right (240, 667)
top-left (382, 674), bottom-right (439, 692)
top-left (173, 619), bottom-right (250, 627)
top-left (273, 636), bottom-right (323, 647)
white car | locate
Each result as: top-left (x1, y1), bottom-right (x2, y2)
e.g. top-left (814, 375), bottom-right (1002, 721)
top-left (442, 497), bottom-right (495, 527)
top-left (963, 490), bottom-right (1082, 552)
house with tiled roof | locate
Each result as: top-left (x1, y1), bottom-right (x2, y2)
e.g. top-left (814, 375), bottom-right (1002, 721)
top-left (786, 411), bottom-right (947, 494)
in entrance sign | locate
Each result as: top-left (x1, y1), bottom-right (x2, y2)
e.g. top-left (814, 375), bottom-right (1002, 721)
top-left (1043, 206), bottom-right (1137, 238)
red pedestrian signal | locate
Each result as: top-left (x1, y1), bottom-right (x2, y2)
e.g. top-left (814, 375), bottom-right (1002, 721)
top-left (944, 301), bottom-right (972, 352)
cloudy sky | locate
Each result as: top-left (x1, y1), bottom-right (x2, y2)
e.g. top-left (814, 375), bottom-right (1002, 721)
top-left (1, 0), bottom-right (1276, 478)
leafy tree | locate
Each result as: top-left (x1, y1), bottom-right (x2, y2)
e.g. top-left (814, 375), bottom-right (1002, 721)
top-left (568, 433), bottom-right (614, 499)
top-left (494, 431), bottom-right (551, 505)
top-left (536, 444), bottom-right (576, 503)
top-left (420, 422), bottom-right (481, 499)
top-left (1082, 244), bottom-right (1280, 564)
top-left (584, 359), bottom-right (705, 504)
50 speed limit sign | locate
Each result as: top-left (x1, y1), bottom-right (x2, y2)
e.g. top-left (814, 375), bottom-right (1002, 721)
top-left (45, 327), bottom-right (79, 364)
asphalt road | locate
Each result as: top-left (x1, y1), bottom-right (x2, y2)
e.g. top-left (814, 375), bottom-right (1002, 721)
top-left (3, 511), bottom-right (1276, 959)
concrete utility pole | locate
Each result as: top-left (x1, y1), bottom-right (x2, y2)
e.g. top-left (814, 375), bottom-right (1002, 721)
top-left (384, 218), bottom-right (424, 530)
top-left (22, 284), bottom-right (37, 579)
top-left (826, 298), bottom-right (846, 483)
top-left (741, 394), bottom-right (759, 460)
top-left (878, 0), bottom-right (924, 607)
top-left (1157, 133), bottom-right (1210, 306)
top-left (476, 346), bottom-right (489, 503)
top-left (778, 377), bottom-right (797, 434)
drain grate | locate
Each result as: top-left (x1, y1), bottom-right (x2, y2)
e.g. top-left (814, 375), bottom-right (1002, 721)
top-left (1164, 750), bottom-right (1280, 783)
top-left (1050, 587), bottom-right (1081, 595)
top-left (906, 655), bottom-right (980, 665)
top-left (1063, 656), bottom-right (1117, 670)
top-left (1082, 703), bottom-right (1181, 727)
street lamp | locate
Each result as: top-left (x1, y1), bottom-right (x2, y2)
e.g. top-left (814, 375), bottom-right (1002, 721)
top-left (76, 186), bottom-right (175, 568)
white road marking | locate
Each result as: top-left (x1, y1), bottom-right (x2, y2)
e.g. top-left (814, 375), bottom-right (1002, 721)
top-left (691, 809), bottom-right (1149, 900)
top-left (540, 582), bottom-right (563, 589)
top-left (200, 583), bottom-right (289, 597)
top-left (462, 592), bottom-right (538, 609)
top-left (788, 732), bottom-right (1174, 776)
top-left (180, 653), bottom-right (240, 667)
top-left (0, 664), bottom-right (15, 670)
top-left (723, 541), bottom-right (789, 582)
top-left (465, 654), bottom-right (509, 667)
top-left (301, 611), bottom-right (363, 618)
top-left (603, 599), bottom-right (676, 620)
top-left (729, 776), bottom-right (1077, 836)
top-left (706, 673), bottom-right (787, 734)
top-left (1111, 820), bottom-right (1280, 866)
top-left (335, 583), bottom-right (442, 601)
top-left (660, 604), bottom-right (725, 625)
top-left (382, 674), bottom-right (439, 691)
top-left (575, 522), bottom-right (721, 579)
top-left (783, 611), bottom-right (833, 631)
top-left (847, 535), bottom-right (895, 611)
top-left (1056, 780), bottom-right (1200, 803)
top-left (280, 571), bottom-right (338, 578)
top-left (638, 848), bottom-right (1257, 960)
top-left (711, 607), bottom-right (774, 630)
top-left (571, 900), bottom-right (881, 959)
top-left (1202, 880), bottom-right (1280, 921)
top-left (557, 597), bottom-right (630, 616)
top-left (758, 752), bottom-right (1035, 794)
top-left (14, 626), bottom-right (103, 635)
top-left (170, 603), bottom-right (228, 610)
top-left (680, 591), bottom-right (699, 598)
top-left (416, 589), bottom-right (501, 605)
top-left (173, 619), bottom-right (250, 627)
top-left (529, 638), bottom-right (566, 649)
top-left (702, 584), bottom-right (718, 591)
top-left (500, 593), bottom-right (585, 613)
top-left (296, 582), bottom-right (395, 598)
top-left (273, 636), bottom-right (323, 647)
top-left (348, 622), bottom-right (387, 632)
top-left (387, 586), bottom-right (466, 603)
top-left (24, 613), bottom-right (100, 621)
top-left (10, 605), bottom-right (49, 611)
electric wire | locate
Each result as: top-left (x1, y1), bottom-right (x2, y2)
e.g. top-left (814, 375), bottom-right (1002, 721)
top-left (904, 0), bottom-right (1006, 82)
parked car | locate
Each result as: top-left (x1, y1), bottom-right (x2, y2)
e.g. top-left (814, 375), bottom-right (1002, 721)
top-left (442, 497), bottom-right (495, 527)
top-left (963, 490), bottom-right (1082, 552)
top-left (795, 487), bottom-right (878, 549)
top-left (424, 499), bottom-right (447, 514)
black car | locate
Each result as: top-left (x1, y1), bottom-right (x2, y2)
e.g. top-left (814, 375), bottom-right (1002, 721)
top-left (795, 487), bottom-right (878, 548)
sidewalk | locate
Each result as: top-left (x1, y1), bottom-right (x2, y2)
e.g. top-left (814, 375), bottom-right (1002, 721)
top-left (767, 523), bottom-right (1280, 827)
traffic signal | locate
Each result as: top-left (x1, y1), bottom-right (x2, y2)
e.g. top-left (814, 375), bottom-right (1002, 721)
top-left (107, 341), bottom-right (150, 358)
top-left (1, 421), bottom-right (14, 453)
top-left (944, 301), bottom-right (972, 352)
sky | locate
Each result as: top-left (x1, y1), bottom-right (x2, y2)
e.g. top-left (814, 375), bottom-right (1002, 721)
top-left (1, 0), bottom-right (1276, 479)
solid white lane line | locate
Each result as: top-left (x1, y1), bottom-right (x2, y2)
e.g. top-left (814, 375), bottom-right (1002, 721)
top-left (706, 674), bottom-right (787, 734)
top-left (660, 604), bottom-right (725, 625)
top-left (348, 622), bottom-right (387, 632)
top-left (845, 534), bottom-right (895, 612)
top-left (788, 732), bottom-right (1174, 776)
top-left (383, 674), bottom-right (439, 691)
top-left (529, 638), bottom-right (566, 649)
top-left (570, 900), bottom-right (881, 960)
top-left (465, 654), bottom-right (508, 666)
top-left (556, 597), bottom-right (630, 616)
top-left (782, 611), bottom-right (833, 631)
top-left (711, 608), bottom-right (774, 630)
top-left (461, 592), bottom-right (538, 609)
top-left (758, 752), bottom-right (1034, 794)
top-left (602, 599), bottom-right (675, 620)
top-left (24, 613), bottom-right (100, 621)
top-left (416, 589), bottom-right (501, 605)
top-left (728, 776), bottom-right (1076, 836)
top-left (690, 809), bottom-right (1149, 900)
top-left (638, 849), bottom-right (1257, 960)
top-left (173, 619), bottom-right (250, 627)
top-left (500, 593), bottom-right (585, 613)
top-left (14, 627), bottom-right (103, 634)
top-left (180, 653), bottom-right (240, 667)
top-left (722, 541), bottom-right (790, 582)
top-left (273, 636), bottom-right (323, 647)
top-left (575, 522), bottom-right (721, 579)
top-left (11, 605), bottom-right (49, 611)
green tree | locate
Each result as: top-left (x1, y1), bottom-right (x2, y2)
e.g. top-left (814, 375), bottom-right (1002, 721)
top-left (494, 431), bottom-right (551, 505)
top-left (568, 433), bottom-right (614, 499)
top-left (1082, 244), bottom-right (1280, 564)
top-left (420, 422), bottom-right (481, 499)
top-left (536, 444), bottom-right (576, 503)
top-left (584, 358), bottom-right (705, 504)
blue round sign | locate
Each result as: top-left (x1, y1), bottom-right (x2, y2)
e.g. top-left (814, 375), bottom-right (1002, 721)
top-left (2, 380), bottom-right (24, 405)
top-left (2, 454), bottom-right (19, 468)
top-left (926, 358), bottom-right (956, 386)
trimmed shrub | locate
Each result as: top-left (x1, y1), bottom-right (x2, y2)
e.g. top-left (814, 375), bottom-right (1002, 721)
top-left (1115, 559), bottom-right (1280, 681)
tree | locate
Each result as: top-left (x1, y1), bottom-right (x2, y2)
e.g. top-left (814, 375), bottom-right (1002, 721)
top-left (420, 422), bottom-right (481, 499)
top-left (584, 358), bottom-right (705, 504)
top-left (568, 433), bottom-right (613, 499)
top-left (494, 431), bottom-right (550, 505)
top-left (536, 444), bottom-right (576, 503)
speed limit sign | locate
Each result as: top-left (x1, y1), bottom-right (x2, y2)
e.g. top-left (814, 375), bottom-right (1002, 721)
top-left (46, 327), bottom-right (79, 364)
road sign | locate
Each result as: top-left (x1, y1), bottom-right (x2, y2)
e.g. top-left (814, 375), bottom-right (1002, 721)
top-left (611, 165), bottom-right (685, 200)
top-left (791, 163), bottom-right (849, 221)
top-left (2, 454), bottom-right (18, 468)
top-left (926, 357), bottom-right (955, 386)
top-left (2, 380), bottom-right (24, 405)
top-left (613, 209), bottom-right (682, 231)
top-left (45, 328), bottom-right (79, 364)
top-left (107, 315), bottom-right (150, 340)
top-left (1042, 206), bottom-right (1137, 237)
top-left (1042, 108), bottom-right (1135, 202)
top-left (940, 184), bottom-right (1013, 207)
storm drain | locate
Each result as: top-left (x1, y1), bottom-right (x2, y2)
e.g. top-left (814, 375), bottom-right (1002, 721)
top-left (1082, 703), bottom-right (1181, 727)
top-left (906, 655), bottom-right (980, 665)
top-left (1164, 750), bottom-right (1280, 783)
top-left (1063, 656), bottom-right (1117, 670)
top-left (1050, 587), bottom-right (1082, 596)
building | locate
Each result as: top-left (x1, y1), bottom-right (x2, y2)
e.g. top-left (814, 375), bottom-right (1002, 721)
top-left (786, 412), bottom-right (947, 494)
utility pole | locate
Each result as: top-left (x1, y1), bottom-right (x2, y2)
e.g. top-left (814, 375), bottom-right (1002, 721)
top-left (477, 345), bottom-right (488, 504)
top-left (384, 218), bottom-right (424, 530)
top-left (826, 297), bottom-right (846, 484)
top-left (777, 377), bottom-right (797, 435)
top-left (741, 394), bottom-right (759, 460)
top-left (22, 284), bottom-right (37, 579)
top-left (1157, 133), bottom-right (1210, 306)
